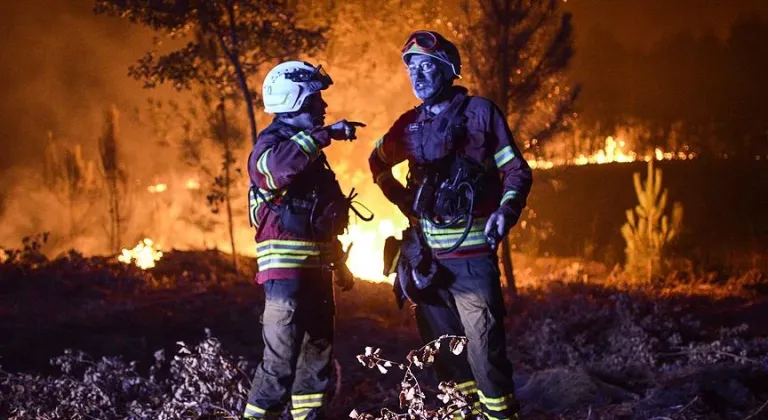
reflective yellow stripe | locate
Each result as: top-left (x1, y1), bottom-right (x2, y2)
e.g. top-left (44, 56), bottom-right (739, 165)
top-left (499, 190), bottom-right (518, 206)
top-left (257, 148), bottom-right (277, 190)
top-left (291, 131), bottom-right (320, 160)
top-left (292, 401), bottom-right (322, 409)
top-left (456, 380), bottom-right (477, 390)
top-left (291, 408), bottom-right (312, 420)
top-left (478, 390), bottom-right (511, 404)
top-left (494, 146), bottom-right (516, 168)
top-left (256, 240), bottom-right (330, 271)
top-left (292, 393), bottom-right (324, 402)
top-left (249, 187), bottom-right (283, 227)
top-left (478, 391), bottom-right (516, 412)
top-left (259, 261), bottom-right (324, 270)
top-left (245, 403), bottom-right (265, 414)
top-left (420, 218), bottom-right (489, 250)
top-left (244, 403), bottom-right (274, 418)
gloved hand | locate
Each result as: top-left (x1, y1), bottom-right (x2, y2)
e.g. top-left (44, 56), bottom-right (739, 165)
top-left (325, 119), bottom-right (366, 141)
top-left (484, 210), bottom-right (512, 250)
top-left (333, 262), bottom-right (355, 291)
top-left (400, 227), bottom-right (426, 268)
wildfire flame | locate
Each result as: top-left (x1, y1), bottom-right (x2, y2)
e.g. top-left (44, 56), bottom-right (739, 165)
top-left (528, 136), bottom-right (696, 169)
top-left (339, 218), bottom-right (408, 282)
top-left (118, 238), bottom-right (163, 269)
top-left (134, 136), bottom-right (699, 282)
top-left (147, 183), bottom-right (167, 193)
top-left (185, 179), bottom-right (200, 190)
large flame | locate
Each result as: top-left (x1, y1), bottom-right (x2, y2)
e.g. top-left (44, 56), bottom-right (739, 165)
top-left (118, 238), bottom-right (163, 269)
top-left (339, 217), bottom-right (408, 282)
top-left (527, 136), bottom-right (696, 169)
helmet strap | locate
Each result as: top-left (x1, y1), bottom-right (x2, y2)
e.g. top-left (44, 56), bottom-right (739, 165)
top-left (423, 79), bottom-right (454, 106)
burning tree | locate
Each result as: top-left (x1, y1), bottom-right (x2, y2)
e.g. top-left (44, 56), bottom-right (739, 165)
top-left (43, 133), bottom-right (99, 243)
top-left (459, 0), bottom-right (580, 299)
top-left (98, 105), bottom-right (130, 255)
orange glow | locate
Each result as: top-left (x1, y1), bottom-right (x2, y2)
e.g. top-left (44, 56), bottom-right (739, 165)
top-left (185, 179), bottom-right (201, 190)
top-left (147, 183), bottom-right (167, 193)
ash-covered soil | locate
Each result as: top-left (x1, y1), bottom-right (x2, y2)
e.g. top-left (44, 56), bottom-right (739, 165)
top-left (1, 249), bottom-right (767, 419)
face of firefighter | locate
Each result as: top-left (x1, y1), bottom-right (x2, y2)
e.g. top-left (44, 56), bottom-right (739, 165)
top-left (283, 92), bottom-right (328, 130)
top-left (406, 55), bottom-right (448, 102)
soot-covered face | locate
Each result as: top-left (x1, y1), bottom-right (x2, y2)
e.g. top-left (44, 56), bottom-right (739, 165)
top-left (406, 55), bottom-right (448, 102)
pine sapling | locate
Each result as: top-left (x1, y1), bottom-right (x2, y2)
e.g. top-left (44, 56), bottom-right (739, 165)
top-left (620, 159), bottom-right (683, 282)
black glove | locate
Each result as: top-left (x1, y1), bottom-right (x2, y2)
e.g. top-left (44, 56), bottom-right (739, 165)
top-left (325, 119), bottom-right (366, 141)
top-left (400, 227), bottom-right (426, 269)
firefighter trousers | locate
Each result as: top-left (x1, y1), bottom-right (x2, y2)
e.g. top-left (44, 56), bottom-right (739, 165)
top-left (415, 254), bottom-right (520, 419)
top-left (244, 273), bottom-right (335, 420)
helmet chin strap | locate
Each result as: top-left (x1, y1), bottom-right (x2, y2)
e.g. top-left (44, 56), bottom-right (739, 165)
top-left (423, 81), bottom-right (454, 106)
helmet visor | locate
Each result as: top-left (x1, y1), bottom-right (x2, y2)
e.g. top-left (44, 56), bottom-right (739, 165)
top-left (401, 31), bottom-right (439, 55)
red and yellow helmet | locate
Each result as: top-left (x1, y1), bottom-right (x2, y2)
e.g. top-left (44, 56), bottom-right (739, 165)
top-left (401, 30), bottom-right (462, 78)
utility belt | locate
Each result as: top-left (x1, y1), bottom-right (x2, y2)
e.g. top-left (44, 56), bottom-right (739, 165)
top-left (249, 158), bottom-right (372, 240)
top-left (409, 154), bottom-right (491, 253)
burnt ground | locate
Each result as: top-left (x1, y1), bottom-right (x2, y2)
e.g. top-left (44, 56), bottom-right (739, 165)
top-left (0, 249), bottom-right (767, 419)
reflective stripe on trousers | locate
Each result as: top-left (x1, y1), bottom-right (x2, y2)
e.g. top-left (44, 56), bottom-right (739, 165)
top-left (245, 274), bottom-right (334, 420)
top-left (413, 255), bottom-right (520, 419)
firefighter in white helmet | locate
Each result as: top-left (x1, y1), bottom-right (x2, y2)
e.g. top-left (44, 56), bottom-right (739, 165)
top-left (244, 60), bottom-right (366, 420)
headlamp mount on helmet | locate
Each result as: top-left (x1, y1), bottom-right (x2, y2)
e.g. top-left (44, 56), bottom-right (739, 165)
top-left (284, 64), bottom-right (333, 92)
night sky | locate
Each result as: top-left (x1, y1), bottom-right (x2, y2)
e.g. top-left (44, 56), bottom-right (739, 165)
top-left (1, 0), bottom-right (767, 174)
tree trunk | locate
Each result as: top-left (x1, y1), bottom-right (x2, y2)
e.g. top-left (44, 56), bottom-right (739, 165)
top-left (500, 235), bottom-right (517, 309)
top-left (217, 101), bottom-right (237, 271)
top-left (223, 0), bottom-right (257, 145)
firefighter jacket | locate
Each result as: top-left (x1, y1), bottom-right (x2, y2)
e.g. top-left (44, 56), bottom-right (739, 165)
top-left (369, 86), bottom-right (533, 259)
top-left (248, 118), bottom-right (346, 283)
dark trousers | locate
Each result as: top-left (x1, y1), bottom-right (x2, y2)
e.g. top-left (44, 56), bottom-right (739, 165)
top-left (416, 254), bottom-right (520, 419)
top-left (245, 273), bottom-right (334, 420)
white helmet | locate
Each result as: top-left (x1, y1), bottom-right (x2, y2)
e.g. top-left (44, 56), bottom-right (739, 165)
top-left (262, 60), bottom-right (333, 114)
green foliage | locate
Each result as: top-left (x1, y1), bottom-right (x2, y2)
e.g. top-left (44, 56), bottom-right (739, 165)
top-left (621, 160), bottom-right (683, 282)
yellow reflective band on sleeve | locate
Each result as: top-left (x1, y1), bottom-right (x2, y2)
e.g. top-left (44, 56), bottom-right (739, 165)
top-left (249, 187), bottom-right (283, 227)
top-left (291, 131), bottom-right (320, 160)
top-left (375, 137), bottom-right (388, 162)
top-left (494, 146), bottom-right (516, 168)
top-left (257, 148), bottom-right (277, 190)
top-left (499, 190), bottom-right (519, 206)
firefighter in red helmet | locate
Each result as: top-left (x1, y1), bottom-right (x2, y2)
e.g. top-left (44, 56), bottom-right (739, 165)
top-left (372, 31), bottom-right (533, 419)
